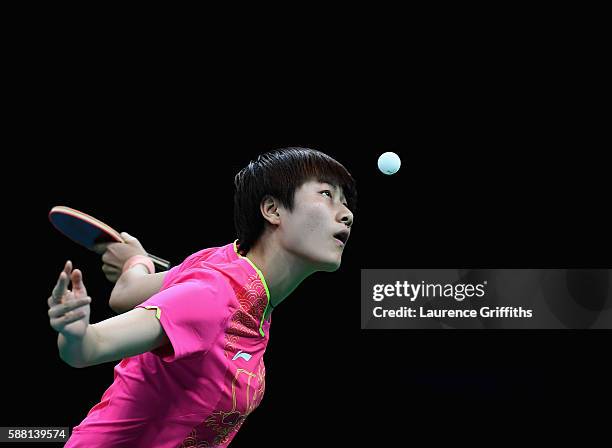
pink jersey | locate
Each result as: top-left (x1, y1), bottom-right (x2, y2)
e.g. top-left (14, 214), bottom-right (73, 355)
top-left (65, 241), bottom-right (272, 447)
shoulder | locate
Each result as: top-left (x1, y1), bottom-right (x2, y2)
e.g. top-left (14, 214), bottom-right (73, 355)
top-left (179, 247), bottom-right (218, 267)
top-left (176, 244), bottom-right (235, 270)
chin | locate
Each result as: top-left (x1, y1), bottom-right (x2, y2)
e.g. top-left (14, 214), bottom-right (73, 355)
top-left (318, 258), bottom-right (342, 273)
top-left (301, 247), bottom-right (343, 273)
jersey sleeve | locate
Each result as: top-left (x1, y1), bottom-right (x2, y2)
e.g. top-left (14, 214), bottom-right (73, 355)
top-left (160, 264), bottom-right (181, 291)
top-left (135, 270), bottom-right (232, 362)
top-left (160, 250), bottom-right (203, 290)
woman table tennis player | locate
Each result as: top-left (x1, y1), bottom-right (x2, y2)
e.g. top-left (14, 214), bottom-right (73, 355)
top-left (47, 148), bottom-right (356, 447)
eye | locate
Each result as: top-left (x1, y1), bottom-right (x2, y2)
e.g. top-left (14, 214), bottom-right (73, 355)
top-left (321, 190), bottom-right (332, 198)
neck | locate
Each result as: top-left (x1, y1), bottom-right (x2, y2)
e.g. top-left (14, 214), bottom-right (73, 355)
top-left (244, 235), bottom-right (315, 318)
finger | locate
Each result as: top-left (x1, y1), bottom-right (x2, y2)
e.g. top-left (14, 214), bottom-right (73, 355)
top-left (92, 243), bottom-right (111, 255)
top-left (51, 271), bottom-right (69, 305)
top-left (108, 272), bottom-right (120, 283)
top-left (64, 260), bottom-right (73, 276)
top-left (50, 310), bottom-right (86, 329)
top-left (61, 290), bottom-right (76, 304)
top-left (102, 267), bottom-right (120, 283)
top-left (71, 269), bottom-right (87, 296)
top-left (48, 293), bottom-right (63, 307)
top-left (101, 252), bottom-right (121, 269)
top-left (49, 296), bottom-right (91, 316)
top-left (102, 264), bottom-right (121, 274)
top-left (48, 297), bottom-right (91, 318)
top-left (64, 260), bottom-right (73, 291)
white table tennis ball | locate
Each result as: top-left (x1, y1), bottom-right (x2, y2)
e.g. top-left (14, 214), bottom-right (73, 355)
top-left (377, 152), bottom-right (401, 175)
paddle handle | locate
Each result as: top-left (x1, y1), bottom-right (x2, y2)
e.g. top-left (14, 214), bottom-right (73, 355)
top-left (146, 253), bottom-right (172, 271)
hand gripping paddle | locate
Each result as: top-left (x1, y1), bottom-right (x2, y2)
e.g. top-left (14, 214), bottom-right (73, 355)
top-left (49, 205), bottom-right (171, 271)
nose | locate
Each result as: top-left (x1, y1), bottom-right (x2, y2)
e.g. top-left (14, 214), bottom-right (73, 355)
top-left (341, 210), bottom-right (353, 229)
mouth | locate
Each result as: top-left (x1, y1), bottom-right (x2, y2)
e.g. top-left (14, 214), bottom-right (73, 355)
top-left (332, 230), bottom-right (350, 247)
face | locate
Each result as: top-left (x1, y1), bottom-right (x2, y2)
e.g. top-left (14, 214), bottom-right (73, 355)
top-left (277, 180), bottom-right (353, 273)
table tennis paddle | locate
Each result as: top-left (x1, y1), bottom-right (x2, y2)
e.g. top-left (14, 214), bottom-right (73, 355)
top-left (49, 205), bottom-right (171, 271)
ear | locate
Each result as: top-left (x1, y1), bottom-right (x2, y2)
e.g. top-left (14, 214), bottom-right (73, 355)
top-left (260, 195), bottom-right (282, 225)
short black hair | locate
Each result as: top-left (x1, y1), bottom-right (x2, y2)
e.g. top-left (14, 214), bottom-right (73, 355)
top-left (234, 147), bottom-right (357, 256)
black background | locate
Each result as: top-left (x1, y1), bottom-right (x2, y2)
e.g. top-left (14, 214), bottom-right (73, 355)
top-left (3, 53), bottom-right (611, 445)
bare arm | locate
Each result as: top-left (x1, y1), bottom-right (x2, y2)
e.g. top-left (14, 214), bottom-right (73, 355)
top-left (93, 232), bottom-right (167, 313)
top-left (59, 307), bottom-right (169, 368)
top-left (109, 267), bottom-right (166, 313)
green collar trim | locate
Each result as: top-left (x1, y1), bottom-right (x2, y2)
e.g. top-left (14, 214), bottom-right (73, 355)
top-left (233, 240), bottom-right (272, 337)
